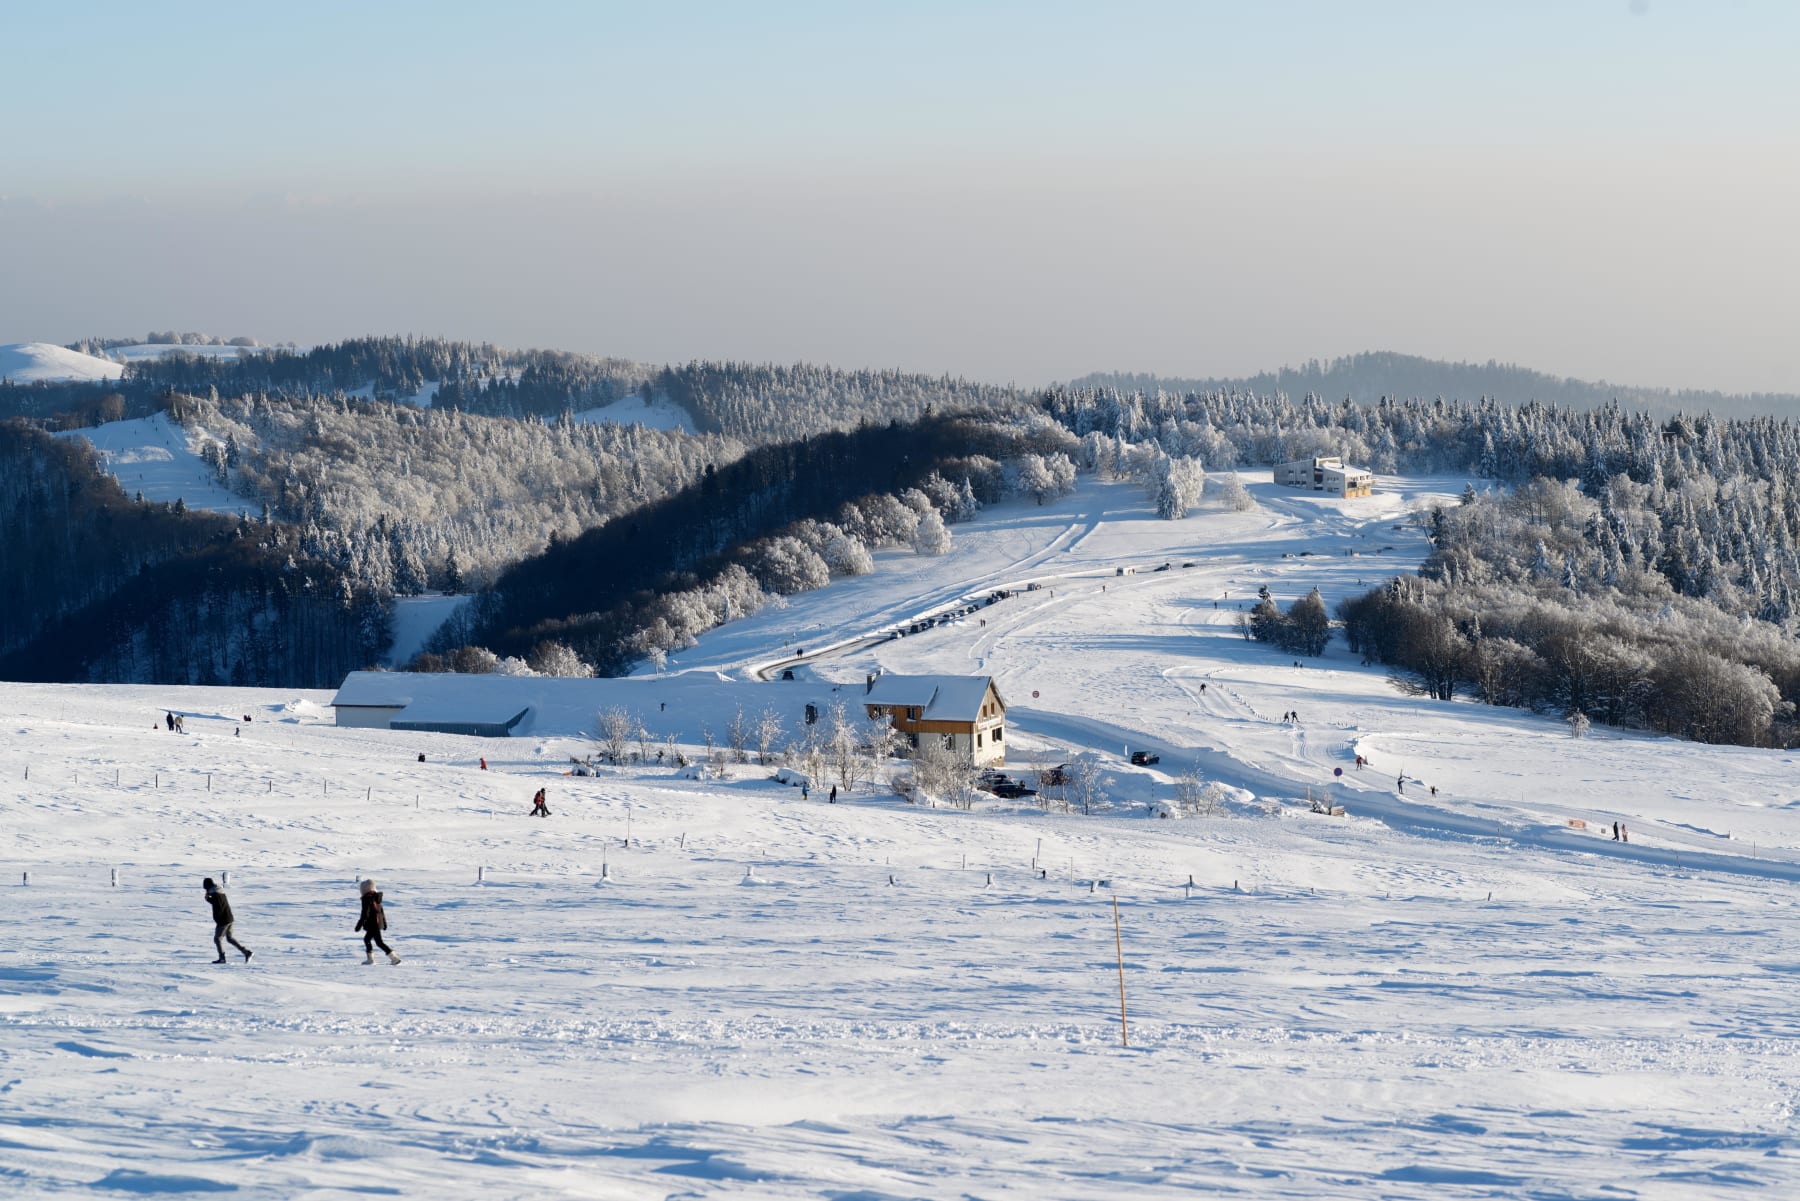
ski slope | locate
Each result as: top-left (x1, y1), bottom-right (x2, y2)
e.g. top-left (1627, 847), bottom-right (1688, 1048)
top-left (55, 413), bottom-right (257, 518)
top-left (4, 477), bottom-right (1800, 1197)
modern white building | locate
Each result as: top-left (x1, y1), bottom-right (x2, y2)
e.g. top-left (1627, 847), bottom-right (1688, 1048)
top-left (1275, 456), bottom-right (1374, 498)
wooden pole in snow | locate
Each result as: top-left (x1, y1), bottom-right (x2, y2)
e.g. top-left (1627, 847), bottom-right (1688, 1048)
top-left (1113, 896), bottom-right (1129, 1048)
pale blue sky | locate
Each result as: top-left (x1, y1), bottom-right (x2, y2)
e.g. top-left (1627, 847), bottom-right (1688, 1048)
top-left (4, 1), bottom-right (1796, 390)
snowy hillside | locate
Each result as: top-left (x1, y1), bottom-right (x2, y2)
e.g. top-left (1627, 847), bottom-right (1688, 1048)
top-left (55, 413), bottom-right (256, 517)
top-left (569, 392), bottom-right (695, 433)
top-left (5, 477), bottom-right (1800, 1196)
top-left (0, 341), bottom-right (125, 383)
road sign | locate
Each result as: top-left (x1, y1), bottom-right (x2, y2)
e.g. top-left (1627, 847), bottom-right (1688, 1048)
top-left (1333, 767), bottom-right (1343, 777)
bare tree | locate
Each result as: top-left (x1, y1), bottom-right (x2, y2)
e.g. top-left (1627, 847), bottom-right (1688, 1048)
top-left (1063, 754), bottom-right (1108, 816)
top-left (598, 706), bottom-right (634, 763)
top-left (755, 705), bottom-right (785, 765)
top-left (1174, 768), bottom-right (1208, 815)
top-left (826, 699), bottom-right (864, 792)
top-left (727, 703), bottom-right (751, 764)
top-left (913, 737), bottom-right (980, 809)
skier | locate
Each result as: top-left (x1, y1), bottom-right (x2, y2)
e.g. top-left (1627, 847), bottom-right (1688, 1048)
top-left (531, 788), bottom-right (550, 817)
top-left (355, 879), bottom-right (401, 964)
top-left (202, 877), bottom-right (252, 964)
top-left (1396, 775), bottom-right (1405, 794)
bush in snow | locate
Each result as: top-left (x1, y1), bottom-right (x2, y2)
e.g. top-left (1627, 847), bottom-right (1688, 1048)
top-left (911, 509), bottom-right (952, 556)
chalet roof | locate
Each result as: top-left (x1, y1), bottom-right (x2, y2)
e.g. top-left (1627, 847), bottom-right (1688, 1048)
top-left (863, 674), bottom-right (1002, 723)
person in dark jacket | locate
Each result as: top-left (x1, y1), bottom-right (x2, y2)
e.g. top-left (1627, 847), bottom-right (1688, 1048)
top-left (356, 878), bottom-right (401, 964)
top-left (203, 877), bottom-right (252, 964)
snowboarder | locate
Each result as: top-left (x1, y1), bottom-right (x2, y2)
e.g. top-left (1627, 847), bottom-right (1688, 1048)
top-left (356, 879), bottom-right (400, 964)
top-left (531, 788), bottom-right (550, 817)
top-left (829, 785), bottom-right (837, 803)
top-left (174, 715), bottom-right (185, 734)
top-left (202, 877), bottom-right (252, 964)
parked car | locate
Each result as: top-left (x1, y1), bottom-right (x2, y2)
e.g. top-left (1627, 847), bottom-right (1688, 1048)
top-left (1153, 562), bottom-right (1172, 572)
top-left (991, 781), bottom-right (1037, 799)
top-left (1129, 750), bottom-right (1160, 766)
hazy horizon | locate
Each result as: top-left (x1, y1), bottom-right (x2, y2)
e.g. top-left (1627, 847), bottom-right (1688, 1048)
top-left (6, 1), bottom-right (1796, 393)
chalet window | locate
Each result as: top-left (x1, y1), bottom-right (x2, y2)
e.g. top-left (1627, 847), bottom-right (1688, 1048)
top-left (909, 706), bottom-right (921, 721)
top-left (976, 732), bottom-right (983, 747)
top-left (993, 727), bottom-right (1002, 742)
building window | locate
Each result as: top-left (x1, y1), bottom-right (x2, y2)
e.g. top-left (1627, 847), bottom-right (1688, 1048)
top-left (993, 727), bottom-right (1003, 742)
top-left (976, 732), bottom-right (983, 747)
top-left (909, 706), bottom-right (921, 721)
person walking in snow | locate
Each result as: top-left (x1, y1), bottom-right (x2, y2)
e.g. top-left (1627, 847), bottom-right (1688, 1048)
top-left (829, 785), bottom-right (837, 803)
top-left (165, 711), bottom-right (175, 732)
top-left (203, 877), bottom-right (252, 964)
top-left (356, 879), bottom-right (400, 964)
top-left (530, 788), bottom-right (550, 817)
top-left (801, 783), bottom-right (810, 800)
top-left (1612, 821), bottom-right (1620, 841)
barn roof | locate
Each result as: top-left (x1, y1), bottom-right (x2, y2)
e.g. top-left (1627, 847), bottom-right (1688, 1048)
top-left (863, 674), bottom-right (1002, 723)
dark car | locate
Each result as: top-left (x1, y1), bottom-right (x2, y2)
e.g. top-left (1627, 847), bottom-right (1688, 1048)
top-left (1129, 750), bottom-right (1160, 766)
top-left (991, 781), bottom-right (1037, 799)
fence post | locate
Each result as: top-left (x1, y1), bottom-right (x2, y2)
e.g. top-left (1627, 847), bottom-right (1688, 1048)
top-left (1113, 896), bottom-right (1129, 1048)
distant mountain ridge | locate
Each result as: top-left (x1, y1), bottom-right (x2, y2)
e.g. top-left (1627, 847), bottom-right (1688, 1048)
top-left (1068, 352), bottom-right (1800, 418)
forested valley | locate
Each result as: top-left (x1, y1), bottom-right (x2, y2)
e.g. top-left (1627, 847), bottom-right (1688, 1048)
top-left (8, 336), bottom-right (1800, 751)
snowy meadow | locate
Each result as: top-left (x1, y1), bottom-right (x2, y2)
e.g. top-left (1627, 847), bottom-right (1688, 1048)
top-left (5, 479), bottom-right (1800, 1199)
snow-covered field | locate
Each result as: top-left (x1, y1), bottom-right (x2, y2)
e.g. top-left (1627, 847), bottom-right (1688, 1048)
top-left (55, 414), bottom-right (256, 518)
top-left (6, 478), bottom-right (1800, 1198)
top-left (0, 343), bottom-right (124, 384)
top-left (569, 393), bottom-right (695, 433)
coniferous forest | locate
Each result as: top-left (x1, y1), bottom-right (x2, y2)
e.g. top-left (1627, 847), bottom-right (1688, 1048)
top-left (6, 335), bottom-right (1800, 747)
